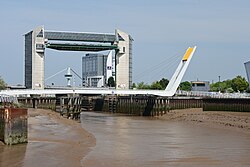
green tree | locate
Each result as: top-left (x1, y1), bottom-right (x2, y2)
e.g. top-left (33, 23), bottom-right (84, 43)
top-left (158, 78), bottom-right (169, 89)
top-left (132, 83), bottom-right (137, 89)
top-left (210, 76), bottom-right (249, 93)
top-left (0, 76), bottom-right (7, 90)
top-left (226, 87), bottom-right (234, 93)
top-left (224, 79), bottom-right (233, 88)
top-left (210, 79), bottom-right (234, 92)
top-left (231, 76), bottom-right (249, 92)
top-left (179, 81), bottom-right (191, 91)
top-left (107, 76), bottom-right (115, 87)
top-left (150, 81), bottom-right (163, 90)
top-left (247, 87), bottom-right (250, 93)
top-left (135, 78), bottom-right (169, 90)
top-left (137, 82), bottom-right (150, 89)
top-left (210, 82), bottom-right (219, 92)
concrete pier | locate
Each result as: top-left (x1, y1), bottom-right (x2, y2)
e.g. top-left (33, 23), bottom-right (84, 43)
top-left (0, 108), bottom-right (28, 145)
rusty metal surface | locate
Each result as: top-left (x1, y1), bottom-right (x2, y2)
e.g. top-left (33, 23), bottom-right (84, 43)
top-left (0, 108), bottom-right (28, 145)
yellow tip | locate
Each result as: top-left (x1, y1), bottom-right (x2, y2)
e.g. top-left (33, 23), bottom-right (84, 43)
top-left (182, 47), bottom-right (194, 61)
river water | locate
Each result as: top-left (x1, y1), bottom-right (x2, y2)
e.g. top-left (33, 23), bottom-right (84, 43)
top-left (80, 112), bottom-right (250, 167)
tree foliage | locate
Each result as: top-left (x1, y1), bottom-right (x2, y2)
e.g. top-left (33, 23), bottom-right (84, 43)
top-left (133, 75), bottom-right (249, 93)
top-left (133, 78), bottom-right (169, 90)
top-left (231, 75), bottom-right (249, 92)
top-left (107, 76), bottom-right (115, 87)
top-left (210, 76), bottom-right (249, 92)
top-left (150, 81), bottom-right (163, 90)
top-left (158, 78), bottom-right (169, 89)
top-left (210, 80), bottom-right (231, 92)
top-left (247, 87), bottom-right (250, 93)
top-left (179, 81), bottom-right (191, 91)
top-left (0, 76), bottom-right (7, 90)
top-left (136, 82), bottom-right (150, 89)
top-left (132, 83), bottom-right (137, 89)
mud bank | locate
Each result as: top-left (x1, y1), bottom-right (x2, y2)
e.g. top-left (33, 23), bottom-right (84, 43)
top-left (0, 108), bottom-right (95, 167)
top-left (160, 108), bottom-right (250, 134)
top-left (80, 111), bottom-right (250, 167)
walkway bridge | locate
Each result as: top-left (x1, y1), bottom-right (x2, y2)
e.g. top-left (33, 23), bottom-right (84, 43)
top-left (45, 30), bottom-right (119, 51)
top-left (1, 46), bottom-right (197, 97)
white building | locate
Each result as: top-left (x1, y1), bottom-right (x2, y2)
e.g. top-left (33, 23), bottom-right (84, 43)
top-left (191, 81), bottom-right (210, 92)
top-left (82, 53), bottom-right (113, 87)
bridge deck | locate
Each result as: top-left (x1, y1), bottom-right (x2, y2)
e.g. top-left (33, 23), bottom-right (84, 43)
top-left (46, 43), bottom-right (118, 52)
top-left (44, 31), bottom-right (117, 43)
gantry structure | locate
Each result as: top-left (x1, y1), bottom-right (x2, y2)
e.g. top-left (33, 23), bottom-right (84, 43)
top-left (24, 26), bottom-right (133, 89)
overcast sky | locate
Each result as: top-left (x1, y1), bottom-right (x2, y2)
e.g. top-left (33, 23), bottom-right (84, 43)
top-left (0, 0), bottom-right (249, 86)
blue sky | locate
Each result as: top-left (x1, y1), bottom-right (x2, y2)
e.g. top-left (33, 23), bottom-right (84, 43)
top-left (0, 0), bottom-right (250, 86)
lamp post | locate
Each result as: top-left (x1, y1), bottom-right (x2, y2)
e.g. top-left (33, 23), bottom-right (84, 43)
top-left (218, 75), bottom-right (221, 93)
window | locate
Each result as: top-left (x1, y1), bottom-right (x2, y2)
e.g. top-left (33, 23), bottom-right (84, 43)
top-left (36, 44), bottom-right (44, 50)
top-left (36, 30), bottom-right (43, 37)
top-left (197, 83), bottom-right (205, 87)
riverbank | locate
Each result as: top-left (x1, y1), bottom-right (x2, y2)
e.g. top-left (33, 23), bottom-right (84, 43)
top-left (1, 108), bottom-right (250, 166)
top-left (81, 111), bottom-right (250, 167)
top-left (160, 108), bottom-right (250, 134)
top-left (0, 108), bottom-right (95, 167)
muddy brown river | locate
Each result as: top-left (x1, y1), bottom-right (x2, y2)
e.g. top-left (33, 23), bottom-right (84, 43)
top-left (80, 112), bottom-right (250, 167)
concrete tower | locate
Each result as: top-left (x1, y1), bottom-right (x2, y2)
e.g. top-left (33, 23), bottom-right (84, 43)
top-left (65, 67), bottom-right (73, 87)
top-left (24, 26), bottom-right (45, 89)
top-left (115, 29), bottom-right (133, 89)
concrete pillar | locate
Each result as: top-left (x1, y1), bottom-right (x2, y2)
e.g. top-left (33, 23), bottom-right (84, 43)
top-left (25, 26), bottom-right (45, 89)
top-left (115, 29), bottom-right (133, 89)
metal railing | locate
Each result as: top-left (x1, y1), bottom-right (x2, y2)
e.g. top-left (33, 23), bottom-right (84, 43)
top-left (176, 90), bottom-right (250, 99)
top-left (0, 94), bottom-right (18, 103)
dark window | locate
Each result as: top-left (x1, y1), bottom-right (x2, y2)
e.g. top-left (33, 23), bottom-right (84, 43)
top-left (197, 83), bottom-right (205, 87)
top-left (36, 30), bottom-right (43, 37)
top-left (36, 44), bottom-right (44, 50)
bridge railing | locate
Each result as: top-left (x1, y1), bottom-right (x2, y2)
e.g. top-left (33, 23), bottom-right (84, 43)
top-left (0, 94), bottom-right (18, 103)
top-left (176, 90), bottom-right (250, 99)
